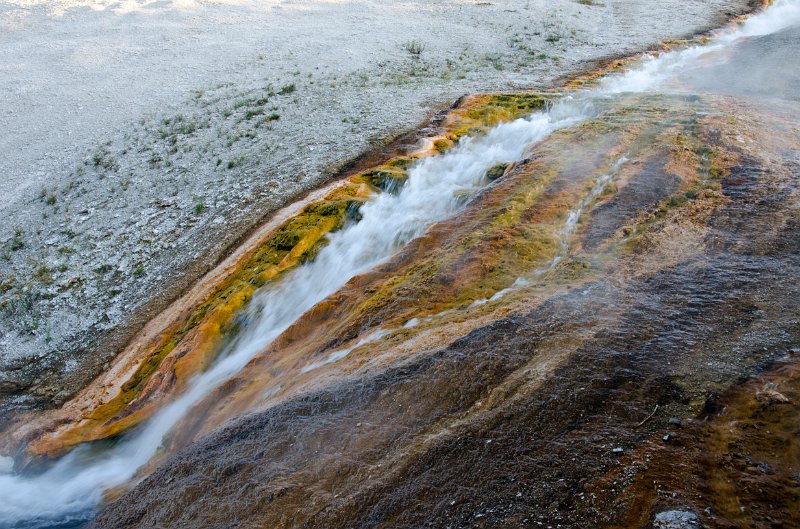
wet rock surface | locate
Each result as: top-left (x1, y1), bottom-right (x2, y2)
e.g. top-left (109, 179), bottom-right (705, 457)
top-left (92, 86), bottom-right (800, 529)
top-left (0, 0), bottom-right (758, 425)
top-left (582, 153), bottom-right (680, 249)
top-left (4, 7), bottom-right (799, 528)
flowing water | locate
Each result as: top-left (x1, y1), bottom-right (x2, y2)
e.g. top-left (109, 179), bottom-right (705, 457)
top-left (0, 69), bottom-right (590, 529)
top-left (1, 1), bottom-right (799, 526)
top-left (402, 154), bottom-right (629, 325)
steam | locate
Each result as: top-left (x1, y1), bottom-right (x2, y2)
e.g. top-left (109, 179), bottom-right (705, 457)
top-left (1, 1), bottom-right (797, 526)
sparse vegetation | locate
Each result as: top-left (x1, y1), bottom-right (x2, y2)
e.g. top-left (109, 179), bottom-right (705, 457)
top-left (1, 288), bottom-right (43, 335)
top-left (40, 187), bottom-right (57, 205)
top-left (91, 150), bottom-right (118, 172)
top-left (402, 40), bottom-right (426, 56)
top-left (484, 53), bottom-right (504, 71)
top-left (10, 228), bottom-right (24, 251)
top-left (33, 265), bottom-right (54, 284)
top-left (95, 263), bottom-right (114, 274)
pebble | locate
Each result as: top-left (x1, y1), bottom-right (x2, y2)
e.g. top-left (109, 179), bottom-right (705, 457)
top-left (653, 510), bottom-right (701, 529)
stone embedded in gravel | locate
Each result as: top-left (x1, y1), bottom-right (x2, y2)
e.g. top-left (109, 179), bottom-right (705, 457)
top-left (653, 510), bottom-right (701, 529)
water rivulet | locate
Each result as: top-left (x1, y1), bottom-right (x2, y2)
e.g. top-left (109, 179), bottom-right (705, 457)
top-left (2, 1), bottom-right (800, 527)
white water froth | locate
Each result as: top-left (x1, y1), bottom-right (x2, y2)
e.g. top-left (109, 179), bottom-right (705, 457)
top-left (2, 1), bottom-right (798, 525)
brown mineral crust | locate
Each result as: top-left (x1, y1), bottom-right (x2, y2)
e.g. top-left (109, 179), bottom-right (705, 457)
top-left (91, 94), bottom-right (800, 528)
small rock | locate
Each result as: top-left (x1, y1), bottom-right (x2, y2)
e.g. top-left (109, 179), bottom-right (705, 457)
top-left (653, 510), bottom-right (701, 529)
top-left (485, 162), bottom-right (509, 181)
top-left (612, 447), bottom-right (624, 454)
top-left (756, 383), bottom-right (790, 404)
top-left (663, 432), bottom-right (675, 443)
top-left (59, 276), bottom-right (81, 290)
top-left (159, 198), bottom-right (176, 208)
top-left (702, 392), bottom-right (718, 415)
top-left (668, 417), bottom-right (683, 428)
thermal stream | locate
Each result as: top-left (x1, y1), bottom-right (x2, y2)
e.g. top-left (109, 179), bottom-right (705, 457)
top-left (1, 1), bottom-right (798, 526)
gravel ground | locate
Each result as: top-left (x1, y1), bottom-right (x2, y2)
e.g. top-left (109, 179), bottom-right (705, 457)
top-left (0, 0), bottom-right (755, 418)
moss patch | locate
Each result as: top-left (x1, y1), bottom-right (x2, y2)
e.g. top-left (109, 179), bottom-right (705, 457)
top-left (446, 93), bottom-right (551, 140)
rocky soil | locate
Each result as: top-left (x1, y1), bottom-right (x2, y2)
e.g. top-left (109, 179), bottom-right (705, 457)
top-left (0, 0), bottom-right (757, 421)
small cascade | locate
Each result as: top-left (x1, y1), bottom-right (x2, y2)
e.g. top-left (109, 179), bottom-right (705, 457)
top-left (1, 1), bottom-right (798, 526)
